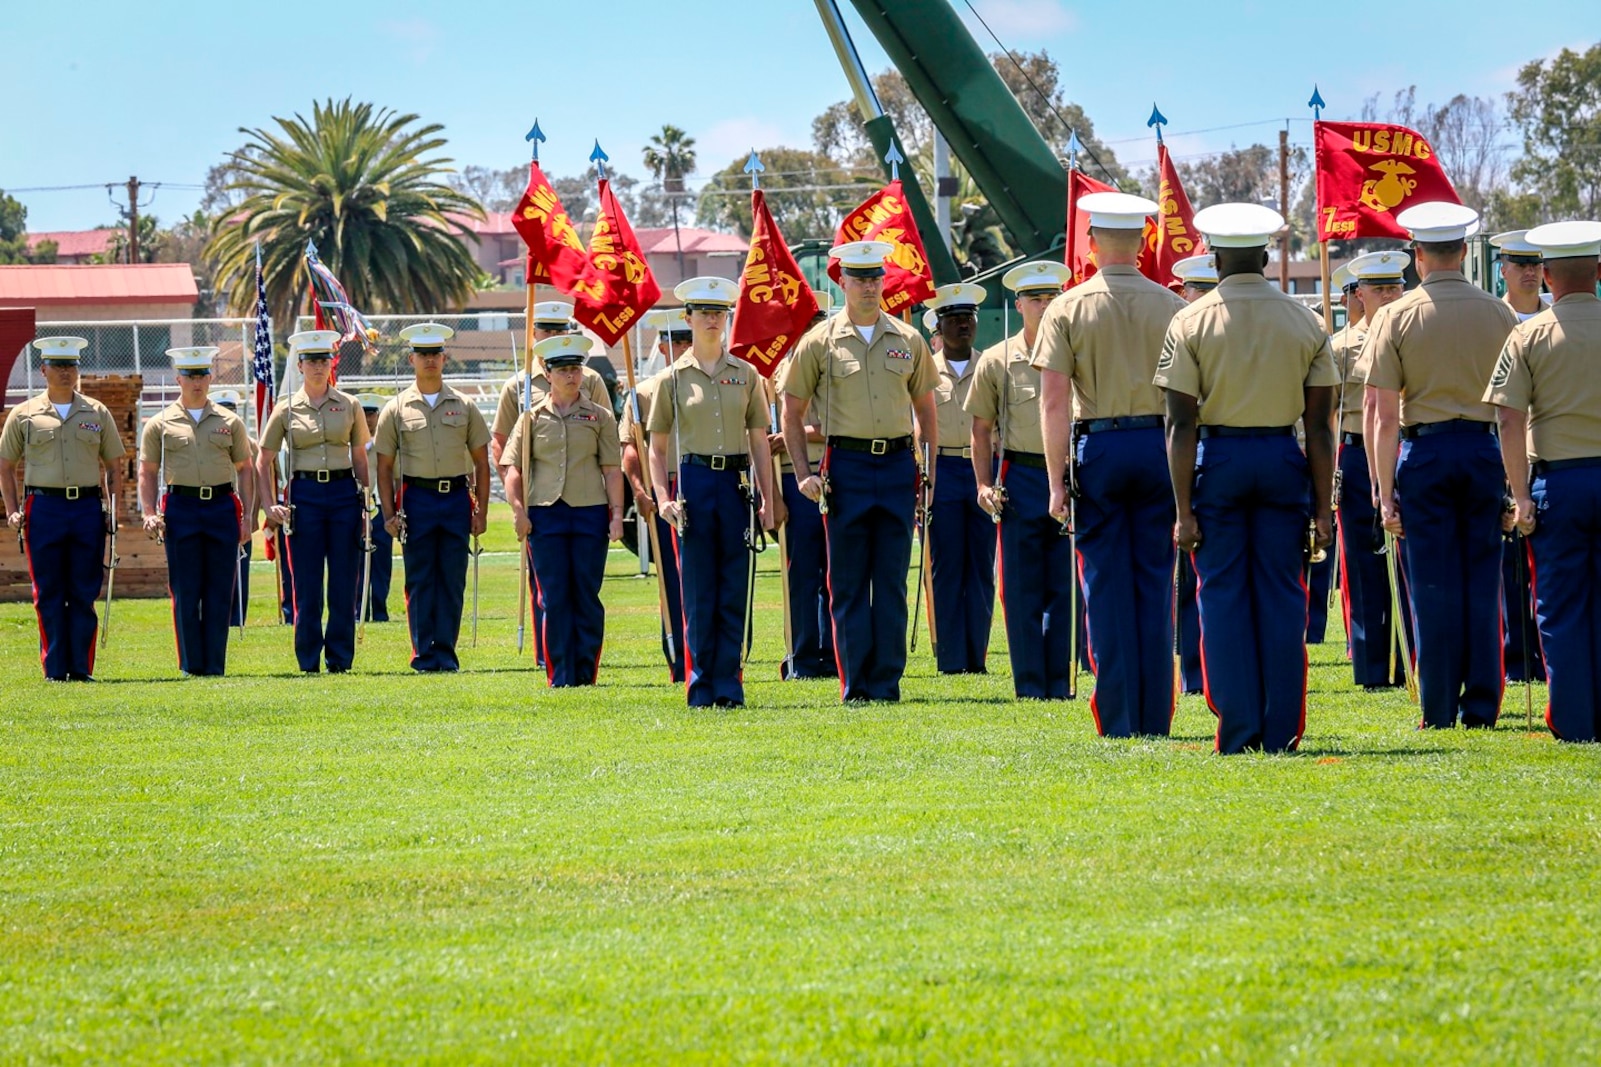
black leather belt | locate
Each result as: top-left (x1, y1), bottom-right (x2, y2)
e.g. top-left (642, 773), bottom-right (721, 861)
top-left (937, 445), bottom-right (972, 458)
top-left (1199, 426), bottom-right (1294, 439)
top-left (403, 475), bottom-right (469, 493)
top-left (167, 483), bottom-right (235, 500)
top-left (1534, 457), bottom-right (1601, 475)
top-left (1341, 432), bottom-right (1365, 446)
top-left (829, 435), bottom-right (913, 455)
top-left (683, 453), bottom-right (750, 471)
top-left (26, 485), bottom-right (101, 500)
top-left (1400, 419), bottom-right (1496, 440)
top-left (1077, 415), bottom-right (1163, 434)
top-left (1005, 451), bottom-right (1048, 469)
top-left (292, 468), bottom-right (354, 482)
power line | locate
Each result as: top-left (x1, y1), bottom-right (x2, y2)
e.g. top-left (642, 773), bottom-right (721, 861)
top-left (958, 0), bottom-right (1120, 185)
top-left (5, 180), bottom-right (206, 194)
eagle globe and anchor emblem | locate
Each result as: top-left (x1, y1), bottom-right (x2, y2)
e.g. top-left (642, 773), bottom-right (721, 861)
top-left (1359, 159), bottom-right (1420, 215)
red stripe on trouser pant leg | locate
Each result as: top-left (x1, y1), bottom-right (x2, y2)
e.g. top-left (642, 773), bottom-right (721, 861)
top-left (1076, 544), bottom-right (1103, 735)
top-left (1189, 549), bottom-right (1225, 752)
top-left (1526, 545), bottom-right (1558, 737)
top-left (23, 496), bottom-right (47, 673)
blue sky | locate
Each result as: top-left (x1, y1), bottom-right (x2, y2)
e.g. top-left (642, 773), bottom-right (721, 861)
top-left (4, 0), bottom-right (1597, 232)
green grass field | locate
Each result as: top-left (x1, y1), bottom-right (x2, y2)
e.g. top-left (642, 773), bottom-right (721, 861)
top-left (3, 503), bottom-right (1598, 1063)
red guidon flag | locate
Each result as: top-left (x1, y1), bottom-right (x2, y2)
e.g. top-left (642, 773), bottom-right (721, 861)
top-left (1065, 169), bottom-right (1117, 288)
top-left (511, 160), bottom-right (590, 293)
top-left (571, 178), bottom-right (661, 346)
top-left (1315, 120), bottom-right (1461, 242)
top-left (1139, 143), bottom-right (1201, 289)
top-left (827, 179), bottom-right (936, 314)
top-left (731, 189), bottom-right (820, 378)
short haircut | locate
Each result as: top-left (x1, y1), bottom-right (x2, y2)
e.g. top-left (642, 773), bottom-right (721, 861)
top-left (1415, 239), bottom-right (1466, 258)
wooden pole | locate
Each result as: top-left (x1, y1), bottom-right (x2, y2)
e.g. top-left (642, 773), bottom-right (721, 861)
top-left (1319, 240), bottom-right (1334, 335)
top-left (622, 332), bottom-right (676, 651)
top-left (516, 281), bottom-right (535, 654)
top-left (1279, 130), bottom-right (1290, 292)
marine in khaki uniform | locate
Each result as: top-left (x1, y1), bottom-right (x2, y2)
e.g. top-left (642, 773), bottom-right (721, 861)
top-left (1364, 202), bottom-right (1520, 729)
top-left (0, 336), bottom-right (125, 681)
top-left (1332, 253), bottom-right (1408, 690)
top-left (1485, 220), bottom-right (1601, 742)
top-left (648, 276), bottom-right (776, 708)
top-left (1155, 203), bottom-right (1339, 754)
top-left (255, 330), bottom-right (371, 674)
top-left (491, 302), bottom-right (608, 670)
top-left (489, 301), bottom-right (610, 467)
top-left (622, 357), bottom-right (687, 684)
top-left (782, 240), bottom-right (940, 703)
top-left (1166, 255), bottom-right (1218, 695)
top-left (1036, 193), bottom-right (1188, 731)
top-left (1489, 230), bottom-right (1548, 685)
top-left (138, 346), bottom-right (255, 676)
top-left (968, 260), bottom-right (1072, 699)
top-left (769, 309), bottom-right (836, 680)
top-left (924, 281), bottom-right (994, 676)
top-left (503, 334), bottom-right (625, 688)
top-left (373, 323), bottom-right (491, 673)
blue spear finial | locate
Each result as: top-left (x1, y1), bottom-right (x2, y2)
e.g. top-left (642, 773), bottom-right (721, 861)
top-left (1308, 85), bottom-right (1326, 121)
top-left (1147, 104), bottom-right (1168, 146)
top-left (1068, 129), bottom-right (1082, 172)
top-left (526, 120), bottom-right (545, 162)
top-left (590, 140), bottom-right (609, 180)
top-left (743, 149), bottom-right (765, 191)
top-left (884, 140), bottom-right (905, 183)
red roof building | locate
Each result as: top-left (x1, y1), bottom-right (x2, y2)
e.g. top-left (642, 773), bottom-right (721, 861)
top-left (25, 229), bottom-right (118, 265)
top-left (0, 264), bottom-right (199, 321)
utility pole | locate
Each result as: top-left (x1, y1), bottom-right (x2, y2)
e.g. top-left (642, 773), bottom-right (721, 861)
top-left (1278, 131), bottom-right (1290, 291)
top-left (126, 176), bottom-right (141, 264)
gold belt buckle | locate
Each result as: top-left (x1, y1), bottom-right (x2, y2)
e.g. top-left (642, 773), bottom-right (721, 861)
top-left (710, 454), bottom-right (727, 471)
top-left (65, 485), bottom-right (80, 501)
top-left (870, 439), bottom-right (887, 456)
top-left (199, 486), bottom-right (214, 501)
top-left (317, 469), bottom-right (330, 484)
top-left (438, 479), bottom-right (452, 493)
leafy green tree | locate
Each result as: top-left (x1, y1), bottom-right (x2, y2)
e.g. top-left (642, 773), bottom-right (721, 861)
top-left (204, 98), bottom-right (486, 327)
top-left (697, 147), bottom-right (858, 241)
top-left (0, 190), bottom-right (55, 265)
top-left (1503, 43), bottom-right (1601, 224)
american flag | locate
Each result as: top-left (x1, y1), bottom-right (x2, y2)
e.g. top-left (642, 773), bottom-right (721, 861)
top-left (250, 242), bottom-right (275, 433)
top-left (305, 240), bottom-right (377, 382)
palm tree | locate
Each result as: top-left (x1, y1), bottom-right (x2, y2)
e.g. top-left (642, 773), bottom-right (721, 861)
top-left (205, 98), bottom-right (485, 329)
top-left (642, 125), bottom-right (698, 279)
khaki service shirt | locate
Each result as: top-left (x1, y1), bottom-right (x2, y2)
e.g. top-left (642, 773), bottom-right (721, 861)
top-left (139, 402), bottom-right (251, 486)
top-left (1154, 273), bottom-right (1339, 427)
top-left (966, 334), bottom-right (1044, 453)
top-left (932, 352), bottom-right (981, 448)
top-left (1332, 323), bottom-right (1369, 434)
top-left (372, 384), bottom-right (490, 479)
top-left (504, 395), bottom-right (620, 507)
top-left (782, 312), bottom-right (938, 439)
top-left (259, 386), bottom-right (369, 473)
top-left (620, 370), bottom-right (680, 474)
top-left (646, 352), bottom-right (768, 456)
top-left (1484, 293), bottom-right (1601, 462)
top-left (492, 365), bottom-right (610, 438)
top-left (0, 392), bottom-right (125, 488)
top-left (1032, 264), bottom-right (1186, 420)
top-left (770, 357), bottom-right (823, 473)
top-left (1363, 270), bottom-right (1519, 426)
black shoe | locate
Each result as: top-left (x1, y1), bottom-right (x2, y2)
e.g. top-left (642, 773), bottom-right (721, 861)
top-left (327, 665), bottom-right (349, 674)
top-left (68, 673), bottom-right (96, 682)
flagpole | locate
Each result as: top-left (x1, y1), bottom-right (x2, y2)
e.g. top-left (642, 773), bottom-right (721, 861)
top-left (593, 134), bottom-right (677, 666)
top-left (1309, 88), bottom-right (1335, 335)
top-left (516, 122), bottom-right (546, 656)
top-left (1065, 131), bottom-right (1083, 284)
